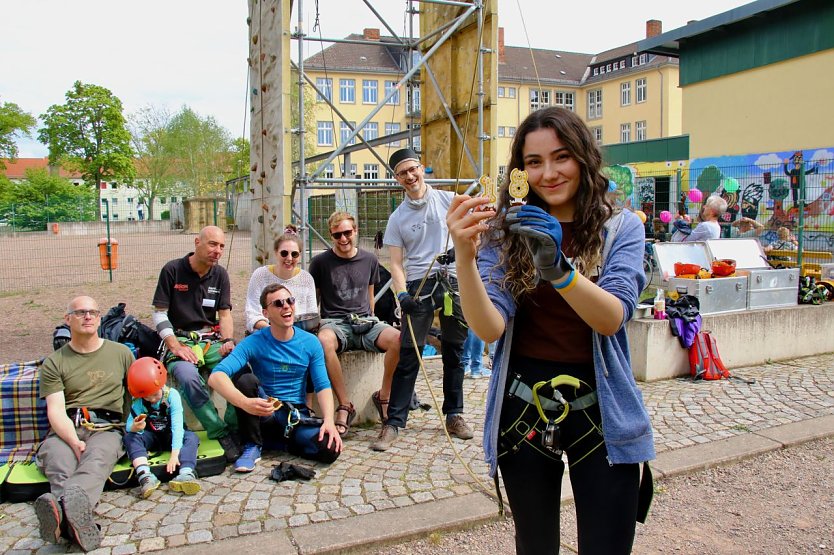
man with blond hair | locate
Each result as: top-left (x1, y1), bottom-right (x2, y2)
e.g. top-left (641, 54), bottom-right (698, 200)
top-left (35, 296), bottom-right (134, 551)
top-left (308, 211), bottom-right (401, 436)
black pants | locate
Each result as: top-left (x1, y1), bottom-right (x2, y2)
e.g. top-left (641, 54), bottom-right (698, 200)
top-left (497, 357), bottom-right (640, 554)
top-left (386, 275), bottom-right (468, 428)
top-left (231, 372), bottom-right (339, 464)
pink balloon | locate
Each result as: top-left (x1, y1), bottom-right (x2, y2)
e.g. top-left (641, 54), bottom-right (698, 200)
top-left (688, 188), bottom-right (703, 203)
top-left (659, 210), bottom-right (672, 223)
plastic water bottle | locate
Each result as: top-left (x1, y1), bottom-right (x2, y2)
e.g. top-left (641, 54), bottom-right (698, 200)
top-left (653, 289), bottom-right (666, 320)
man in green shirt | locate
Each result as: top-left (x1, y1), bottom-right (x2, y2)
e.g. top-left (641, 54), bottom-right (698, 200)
top-left (35, 296), bottom-right (134, 552)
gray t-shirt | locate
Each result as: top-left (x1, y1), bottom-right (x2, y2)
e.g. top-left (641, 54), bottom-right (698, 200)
top-left (383, 187), bottom-right (456, 282)
top-left (308, 248), bottom-right (379, 319)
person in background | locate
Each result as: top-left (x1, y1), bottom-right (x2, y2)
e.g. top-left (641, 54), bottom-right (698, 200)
top-left (679, 196), bottom-right (727, 242)
top-left (764, 226), bottom-right (799, 253)
top-left (461, 329), bottom-right (490, 379)
top-left (447, 107), bottom-right (654, 553)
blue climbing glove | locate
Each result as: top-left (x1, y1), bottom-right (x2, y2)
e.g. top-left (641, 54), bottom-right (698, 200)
top-left (506, 204), bottom-right (569, 281)
top-left (397, 291), bottom-right (420, 315)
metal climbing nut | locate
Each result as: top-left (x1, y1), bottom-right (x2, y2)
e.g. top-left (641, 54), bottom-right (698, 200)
top-left (542, 420), bottom-right (561, 453)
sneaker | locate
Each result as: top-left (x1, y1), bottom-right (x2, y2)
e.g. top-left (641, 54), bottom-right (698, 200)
top-left (34, 492), bottom-right (62, 544)
top-left (61, 485), bottom-right (101, 552)
top-left (218, 433), bottom-right (241, 463)
top-left (235, 443), bottom-right (262, 472)
top-left (446, 415), bottom-right (474, 440)
top-left (170, 469), bottom-right (201, 495)
top-left (138, 473), bottom-right (161, 499)
top-left (370, 425), bottom-right (398, 452)
top-left (470, 369), bottom-right (492, 379)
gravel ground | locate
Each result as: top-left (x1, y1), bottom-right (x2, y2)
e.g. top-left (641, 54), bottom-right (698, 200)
top-left (371, 438), bottom-right (834, 554)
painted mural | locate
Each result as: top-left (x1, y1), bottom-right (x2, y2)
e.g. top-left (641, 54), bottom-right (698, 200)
top-left (690, 148), bottom-right (834, 237)
top-left (604, 160), bottom-right (689, 214)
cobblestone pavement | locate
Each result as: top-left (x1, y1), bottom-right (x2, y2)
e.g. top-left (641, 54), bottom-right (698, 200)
top-left (2, 353), bottom-right (833, 554)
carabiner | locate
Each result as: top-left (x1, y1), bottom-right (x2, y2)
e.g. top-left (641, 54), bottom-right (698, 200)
top-left (531, 374), bottom-right (581, 423)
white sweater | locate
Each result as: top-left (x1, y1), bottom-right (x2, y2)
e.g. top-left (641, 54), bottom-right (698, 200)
top-left (244, 265), bottom-right (318, 332)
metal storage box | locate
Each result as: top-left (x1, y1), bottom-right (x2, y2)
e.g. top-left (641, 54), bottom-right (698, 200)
top-left (821, 263), bottom-right (834, 281)
top-left (653, 242), bottom-right (748, 315)
top-left (706, 239), bottom-right (798, 310)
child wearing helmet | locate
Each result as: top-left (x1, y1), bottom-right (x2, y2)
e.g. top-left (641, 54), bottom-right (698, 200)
top-left (124, 357), bottom-right (202, 498)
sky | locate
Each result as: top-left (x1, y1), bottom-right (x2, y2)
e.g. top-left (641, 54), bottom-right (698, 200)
top-left (2, 0), bottom-right (753, 158)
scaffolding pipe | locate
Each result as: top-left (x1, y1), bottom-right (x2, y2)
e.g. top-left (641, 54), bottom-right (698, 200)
top-left (296, 0), bottom-right (309, 267)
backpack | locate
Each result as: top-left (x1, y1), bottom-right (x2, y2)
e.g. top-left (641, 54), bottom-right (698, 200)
top-left (689, 331), bottom-right (730, 380)
top-left (52, 303), bottom-right (161, 359)
top-left (667, 294), bottom-right (702, 349)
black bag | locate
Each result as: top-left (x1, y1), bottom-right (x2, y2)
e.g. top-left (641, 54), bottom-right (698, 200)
top-left (52, 303), bottom-right (161, 358)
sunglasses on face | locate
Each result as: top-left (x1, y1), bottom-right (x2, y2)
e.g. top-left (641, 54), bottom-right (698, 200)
top-left (279, 250), bottom-right (300, 259)
top-left (269, 297), bottom-right (296, 309)
top-left (69, 309), bottom-right (101, 319)
top-left (331, 229), bottom-right (354, 240)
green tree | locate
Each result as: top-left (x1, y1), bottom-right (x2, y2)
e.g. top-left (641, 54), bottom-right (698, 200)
top-left (130, 105), bottom-right (179, 220)
top-left (696, 165), bottom-right (723, 198)
top-left (167, 106), bottom-right (232, 196)
top-left (227, 136), bottom-right (250, 184)
top-left (0, 168), bottom-right (96, 230)
top-left (38, 81), bottom-right (135, 214)
top-left (0, 100), bottom-right (37, 169)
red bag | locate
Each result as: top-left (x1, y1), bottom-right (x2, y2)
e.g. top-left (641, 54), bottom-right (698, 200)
top-left (689, 332), bottom-right (730, 380)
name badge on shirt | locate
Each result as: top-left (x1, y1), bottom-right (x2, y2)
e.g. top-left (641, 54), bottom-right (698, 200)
top-left (202, 298), bottom-right (216, 308)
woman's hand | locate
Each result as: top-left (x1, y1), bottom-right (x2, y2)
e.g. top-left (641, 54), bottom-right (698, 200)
top-left (506, 205), bottom-right (565, 281)
top-left (446, 195), bottom-right (496, 262)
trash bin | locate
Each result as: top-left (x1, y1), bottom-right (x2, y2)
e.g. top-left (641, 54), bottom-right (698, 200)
top-left (97, 238), bottom-right (119, 270)
top-left (51, 223), bottom-right (59, 235)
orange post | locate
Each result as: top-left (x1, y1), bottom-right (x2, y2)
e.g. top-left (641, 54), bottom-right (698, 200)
top-left (97, 238), bottom-right (119, 270)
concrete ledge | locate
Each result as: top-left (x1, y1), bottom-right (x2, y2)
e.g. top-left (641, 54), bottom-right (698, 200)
top-left (291, 492), bottom-right (499, 554)
top-left (754, 414), bottom-right (834, 447)
top-left (628, 303), bottom-right (834, 381)
top-left (651, 433), bottom-right (781, 479)
top-left (314, 350), bottom-right (386, 426)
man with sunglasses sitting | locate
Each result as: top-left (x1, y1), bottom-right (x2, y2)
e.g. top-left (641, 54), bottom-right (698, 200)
top-left (308, 211), bottom-right (401, 437)
top-left (208, 283), bottom-right (342, 471)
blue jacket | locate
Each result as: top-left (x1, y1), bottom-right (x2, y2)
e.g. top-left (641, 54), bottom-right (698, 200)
top-left (479, 210), bottom-right (655, 476)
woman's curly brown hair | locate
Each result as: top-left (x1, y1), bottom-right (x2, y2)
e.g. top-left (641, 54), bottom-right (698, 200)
top-left (487, 107), bottom-right (613, 299)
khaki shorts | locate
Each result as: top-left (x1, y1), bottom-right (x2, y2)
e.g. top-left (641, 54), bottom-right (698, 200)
top-left (320, 317), bottom-right (392, 353)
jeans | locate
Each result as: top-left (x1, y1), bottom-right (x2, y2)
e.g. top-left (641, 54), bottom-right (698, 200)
top-left (386, 275), bottom-right (468, 429)
top-left (168, 360), bottom-right (229, 439)
top-left (461, 329), bottom-right (485, 374)
top-left (123, 429), bottom-right (200, 472)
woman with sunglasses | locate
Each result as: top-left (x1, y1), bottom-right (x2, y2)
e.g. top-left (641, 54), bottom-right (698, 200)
top-left (447, 107), bottom-right (654, 553)
top-left (245, 225), bottom-right (317, 333)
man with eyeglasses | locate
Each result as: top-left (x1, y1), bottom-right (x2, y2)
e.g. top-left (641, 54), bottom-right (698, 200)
top-left (209, 283), bottom-right (342, 470)
top-left (308, 211), bottom-right (401, 437)
top-left (152, 225), bottom-right (240, 463)
top-left (371, 147), bottom-right (473, 451)
top-left (35, 296), bottom-right (135, 551)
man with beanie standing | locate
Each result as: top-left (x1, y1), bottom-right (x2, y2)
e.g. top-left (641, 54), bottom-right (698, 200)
top-left (371, 148), bottom-right (473, 451)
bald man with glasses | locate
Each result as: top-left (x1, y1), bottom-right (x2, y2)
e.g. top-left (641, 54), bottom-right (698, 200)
top-left (308, 211), bottom-right (401, 437)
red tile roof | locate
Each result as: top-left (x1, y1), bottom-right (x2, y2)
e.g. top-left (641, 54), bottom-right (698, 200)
top-left (1, 158), bottom-right (83, 180)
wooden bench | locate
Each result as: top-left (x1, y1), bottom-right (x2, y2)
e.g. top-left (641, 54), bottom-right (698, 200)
top-left (767, 249), bottom-right (834, 280)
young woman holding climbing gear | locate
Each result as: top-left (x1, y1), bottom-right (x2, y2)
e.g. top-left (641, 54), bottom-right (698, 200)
top-left (447, 107), bottom-right (655, 554)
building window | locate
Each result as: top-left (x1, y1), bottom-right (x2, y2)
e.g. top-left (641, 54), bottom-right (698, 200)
top-left (364, 122), bottom-right (379, 141)
top-left (385, 122), bottom-right (401, 146)
top-left (639, 53), bottom-right (648, 65)
top-left (606, 63), bottom-right (612, 72)
top-left (620, 82), bottom-right (631, 106)
top-left (591, 126), bottom-right (603, 145)
top-left (408, 84), bottom-right (421, 113)
top-left (158, 197), bottom-right (166, 204)
top-left (340, 121), bottom-right (356, 145)
top-left (498, 86), bottom-right (506, 97)
top-left (317, 121), bottom-right (333, 146)
top-left (384, 81), bottom-right (400, 105)
top-left (593, 68), bottom-right (599, 76)
top-left (498, 166), bottom-right (507, 178)
top-left (636, 120), bottom-right (647, 141)
top-left (498, 127), bottom-right (506, 138)
top-left (340, 163), bottom-right (358, 177)
top-left (636, 78), bottom-right (647, 103)
top-left (339, 79), bottom-right (355, 103)
top-left (508, 126), bottom-right (516, 137)
top-left (315, 77), bottom-right (332, 102)
top-left (362, 80), bottom-right (378, 104)
top-left (323, 164), bottom-right (335, 179)
top-left (619, 60), bottom-right (626, 69)
top-left (111, 198), bottom-right (118, 205)
top-left (363, 164), bottom-right (379, 186)
top-left (553, 91), bottom-right (574, 111)
top-left (620, 123), bottom-right (631, 143)
top-left (508, 87), bottom-right (516, 98)
top-left (407, 123), bottom-right (421, 151)
top-left (587, 89), bottom-right (602, 119)
top-left (530, 89), bottom-right (550, 112)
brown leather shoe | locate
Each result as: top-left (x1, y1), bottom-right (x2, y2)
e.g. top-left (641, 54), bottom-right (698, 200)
top-left (445, 415), bottom-right (474, 440)
top-left (370, 424), bottom-right (398, 451)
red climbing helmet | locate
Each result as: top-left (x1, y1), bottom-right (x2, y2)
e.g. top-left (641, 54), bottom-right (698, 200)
top-left (127, 357), bottom-right (167, 398)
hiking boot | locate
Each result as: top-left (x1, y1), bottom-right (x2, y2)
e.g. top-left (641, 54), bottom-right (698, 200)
top-left (170, 469), bottom-right (201, 495)
top-left (370, 424), bottom-right (398, 452)
top-left (446, 415), bottom-right (474, 440)
top-left (138, 472), bottom-right (161, 499)
top-left (218, 433), bottom-right (241, 463)
top-left (235, 443), bottom-right (262, 473)
top-left (34, 492), bottom-right (62, 544)
top-left (61, 485), bottom-right (101, 552)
